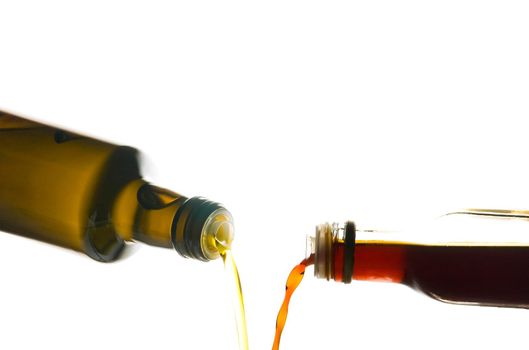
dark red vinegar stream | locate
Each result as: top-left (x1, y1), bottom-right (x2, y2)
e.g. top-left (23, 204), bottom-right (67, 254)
top-left (272, 255), bottom-right (314, 350)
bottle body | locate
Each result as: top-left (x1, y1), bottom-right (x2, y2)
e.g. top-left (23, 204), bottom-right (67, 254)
top-left (310, 211), bottom-right (529, 308)
top-left (0, 111), bottom-right (234, 261)
top-left (350, 242), bottom-right (529, 308)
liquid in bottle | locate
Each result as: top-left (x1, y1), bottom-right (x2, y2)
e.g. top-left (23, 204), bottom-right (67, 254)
top-left (272, 210), bottom-right (529, 349)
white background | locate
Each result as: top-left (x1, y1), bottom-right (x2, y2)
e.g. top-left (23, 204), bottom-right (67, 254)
top-left (1, 1), bottom-right (529, 349)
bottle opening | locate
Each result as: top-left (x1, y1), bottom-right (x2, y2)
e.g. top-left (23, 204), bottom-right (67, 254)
top-left (314, 223), bottom-right (334, 280)
top-left (171, 197), bottom-right (235, 261)
top-left (201, 208), bottom-right (234, 259)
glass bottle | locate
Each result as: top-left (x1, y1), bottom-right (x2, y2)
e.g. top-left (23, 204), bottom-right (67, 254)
top-left (0, 110), bottom-right (234, 262)
top-left (308, 209), bottom-right (529, 308)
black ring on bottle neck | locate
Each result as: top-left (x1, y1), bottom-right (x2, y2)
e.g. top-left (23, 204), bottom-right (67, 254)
top-left (342, 221), bottom-right (356, 283)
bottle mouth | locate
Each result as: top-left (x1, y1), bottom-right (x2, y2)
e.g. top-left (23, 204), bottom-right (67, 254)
top-left (313, 223), bottom-right (335, 280)
top-left (171, 197), bottom-right (234, 261)
top-left (201, 208), bottom-right (234, 260)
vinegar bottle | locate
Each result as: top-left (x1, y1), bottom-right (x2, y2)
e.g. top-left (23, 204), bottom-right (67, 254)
top-left (0, 110), bottom-right (234, 262)
top-left (308, 210), bottom-right (529, 308)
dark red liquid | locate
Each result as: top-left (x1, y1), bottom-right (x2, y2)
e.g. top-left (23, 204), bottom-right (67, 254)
top-left (272, 256), bottom-right (314, 350)
top-left (347, 243), bottom-right (529, 308)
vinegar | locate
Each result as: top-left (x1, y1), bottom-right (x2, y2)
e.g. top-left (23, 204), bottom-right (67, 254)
top-left (272, 216), bottom-right (529, 349)
top-left (347, 242), bottom-right (529, 308)
top-left (272, 257), bottom-right (313, 350)
top-left (313, 218), bottom-right (529, 308)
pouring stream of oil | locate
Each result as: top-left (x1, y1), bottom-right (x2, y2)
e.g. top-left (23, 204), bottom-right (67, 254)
top-left (220, 249), bottom-right (249, 350)
top-left (272, 256), bottom-right (313, 350)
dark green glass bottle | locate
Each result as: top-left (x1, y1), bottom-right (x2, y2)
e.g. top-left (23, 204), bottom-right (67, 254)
top-left (0, 110), bottom-right (234, 262)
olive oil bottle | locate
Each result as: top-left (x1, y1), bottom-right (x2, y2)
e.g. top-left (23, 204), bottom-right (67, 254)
top-left (0, 110), bottom-right (234, 262)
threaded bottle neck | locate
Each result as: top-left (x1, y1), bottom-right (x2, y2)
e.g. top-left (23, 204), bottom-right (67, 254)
top-left (112, 180), bottom-right (234, 262)
top-left (171, 197), bottom-right (234, 261)
top-left (311, 221), bottom-right (356, 283)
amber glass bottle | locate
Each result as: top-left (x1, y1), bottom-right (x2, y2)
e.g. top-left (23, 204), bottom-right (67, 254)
top-left (309, 210), bottom-right (529, 308)
top-left (0, 110), bottom-right (234, 262)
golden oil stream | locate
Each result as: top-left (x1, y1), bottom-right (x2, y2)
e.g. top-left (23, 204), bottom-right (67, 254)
top-left (221, 249), bottom-right (249, 350)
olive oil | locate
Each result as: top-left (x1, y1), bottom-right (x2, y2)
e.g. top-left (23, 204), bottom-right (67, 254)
top-left (221, 250), bottom-right (249, 350)
top-left (1, 110), bottom-right (249, 349)
top-left (0, 110), bottom-right (235, 262)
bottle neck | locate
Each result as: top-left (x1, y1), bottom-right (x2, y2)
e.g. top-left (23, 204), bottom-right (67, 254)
top-left (112, 179), bottom-right (234, 261)
top-left (352, 242), bottom-right (405, 283)
top-left (311, 222), bottom-right (405, 284)
top-left (112, 179), bottom-right (178, 247)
